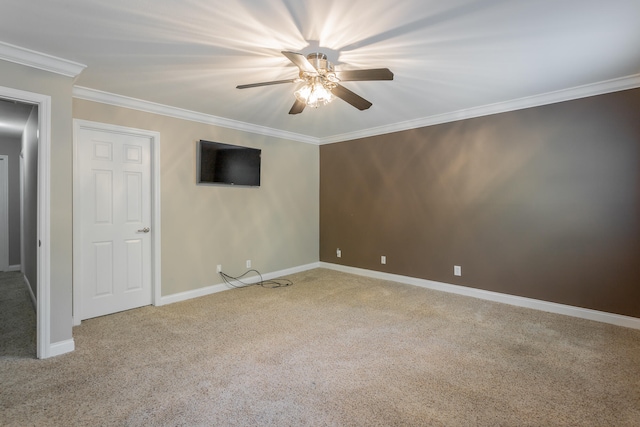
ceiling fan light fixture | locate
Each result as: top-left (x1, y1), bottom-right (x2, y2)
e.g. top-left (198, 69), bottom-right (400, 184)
top-left (294, 78), bottom-right (335, 108)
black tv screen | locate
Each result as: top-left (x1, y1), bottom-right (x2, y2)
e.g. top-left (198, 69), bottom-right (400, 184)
top-left (197, 140), bottom-right (261, 187)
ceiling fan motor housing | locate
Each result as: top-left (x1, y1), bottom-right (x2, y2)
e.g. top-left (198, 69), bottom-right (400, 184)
top-left (306, 52), bottom-right (333, 73)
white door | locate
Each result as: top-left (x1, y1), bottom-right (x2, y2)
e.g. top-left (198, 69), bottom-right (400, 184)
top-left (0, 155), bottom-right (8, 272)
top-left (77, 128), bottom-right (152, 320)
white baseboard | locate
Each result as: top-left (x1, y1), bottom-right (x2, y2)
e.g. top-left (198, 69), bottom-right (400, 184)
top-left (47, 338), bottom-right (75, 358)
top-left (159, 282), bottom-right (228, 306)
top-left (319, 262), bottom-right (640, 330)
top-left (158, 262), bottom-right (321, 306)
top-left (7, 264), bottom-right (21, 272)
top-left (22, 274), bottom-right (36, 309)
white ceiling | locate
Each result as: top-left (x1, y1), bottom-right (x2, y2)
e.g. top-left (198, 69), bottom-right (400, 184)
top-left (1, 0), bottom-right (639, 141)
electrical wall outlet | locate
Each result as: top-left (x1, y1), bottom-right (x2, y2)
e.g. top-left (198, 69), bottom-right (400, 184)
top-left (246, 260), bottom-right (251, 268)
top-left (454, 265), bottom-right (462, 276)
top-left (217, 264), bottom-right (222, 273)
top-left (381, 255), bottom-right (386, 265)
top-left (337, 248), bottom-right (341, 258)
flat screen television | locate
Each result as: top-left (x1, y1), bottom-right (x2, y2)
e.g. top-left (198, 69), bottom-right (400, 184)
top-left (197, 140), bottom-right (261, 187)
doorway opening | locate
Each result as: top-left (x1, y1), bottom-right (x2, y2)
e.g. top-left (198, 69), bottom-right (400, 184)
top-left (0, 86), bottom-right (52, 359)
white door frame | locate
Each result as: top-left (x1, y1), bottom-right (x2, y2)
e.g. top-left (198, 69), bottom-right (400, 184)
top-left (0, 155), bottom-right (8, 272)
top-left (0, 85), bottom-right (51, 359)
top-left (72, 119), bottom-right (161, 325)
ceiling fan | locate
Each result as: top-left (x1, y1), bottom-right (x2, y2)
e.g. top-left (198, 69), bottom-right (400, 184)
top-left (236, 51), bottom-right (393, 114)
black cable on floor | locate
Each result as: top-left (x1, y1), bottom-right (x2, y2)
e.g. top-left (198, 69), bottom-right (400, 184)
top-left (219, 269), bottom-right (293, 289)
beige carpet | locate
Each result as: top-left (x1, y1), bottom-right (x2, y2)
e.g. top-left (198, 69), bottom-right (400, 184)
top-left (1, 268), bottom-right (639, 426)
top-left (0, 272), bottom-right (36, 359)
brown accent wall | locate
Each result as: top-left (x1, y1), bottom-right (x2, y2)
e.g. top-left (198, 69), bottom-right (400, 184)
top-left (320, 88), bottom-right (640, 318)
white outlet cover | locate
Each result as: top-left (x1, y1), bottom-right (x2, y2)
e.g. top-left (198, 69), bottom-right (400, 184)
top-left (454, 265), bottom-right (462, 276)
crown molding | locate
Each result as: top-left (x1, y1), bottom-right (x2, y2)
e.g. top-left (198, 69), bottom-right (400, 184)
top-left (0, 41), bottom-right (86, 78)
top-left (72, 86), bottom-right (321, 145)
top-left (74, 73), bottom-right (640, 146)
top-left (320, 73), bottom-right (640, 144)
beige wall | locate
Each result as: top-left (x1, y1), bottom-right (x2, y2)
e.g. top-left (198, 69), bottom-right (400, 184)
top-left (73, 99), bottom-right (319, 297)
top-left (0, 60), bottom-right (75, 343)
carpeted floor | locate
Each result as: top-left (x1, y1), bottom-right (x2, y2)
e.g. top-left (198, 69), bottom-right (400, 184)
top-left (1, 268), bottom-right (639, 426)
top-left (0, 271), bottom-right (36, 359)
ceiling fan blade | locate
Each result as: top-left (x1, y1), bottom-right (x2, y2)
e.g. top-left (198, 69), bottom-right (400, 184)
top-left (236, 79), bottom-right (297, 89)
top-left (288, 99), bottom-right (306, 115)
top-left (334, 68), bottom-right (394, 81)
top-left (281, 51), bottom-right (318, 74)
top-left (331, 84), bottom-right (372, 110)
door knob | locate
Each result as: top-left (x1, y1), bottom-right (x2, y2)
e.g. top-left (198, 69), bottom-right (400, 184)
top-left (137, 227), bottom-right (150, 233)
